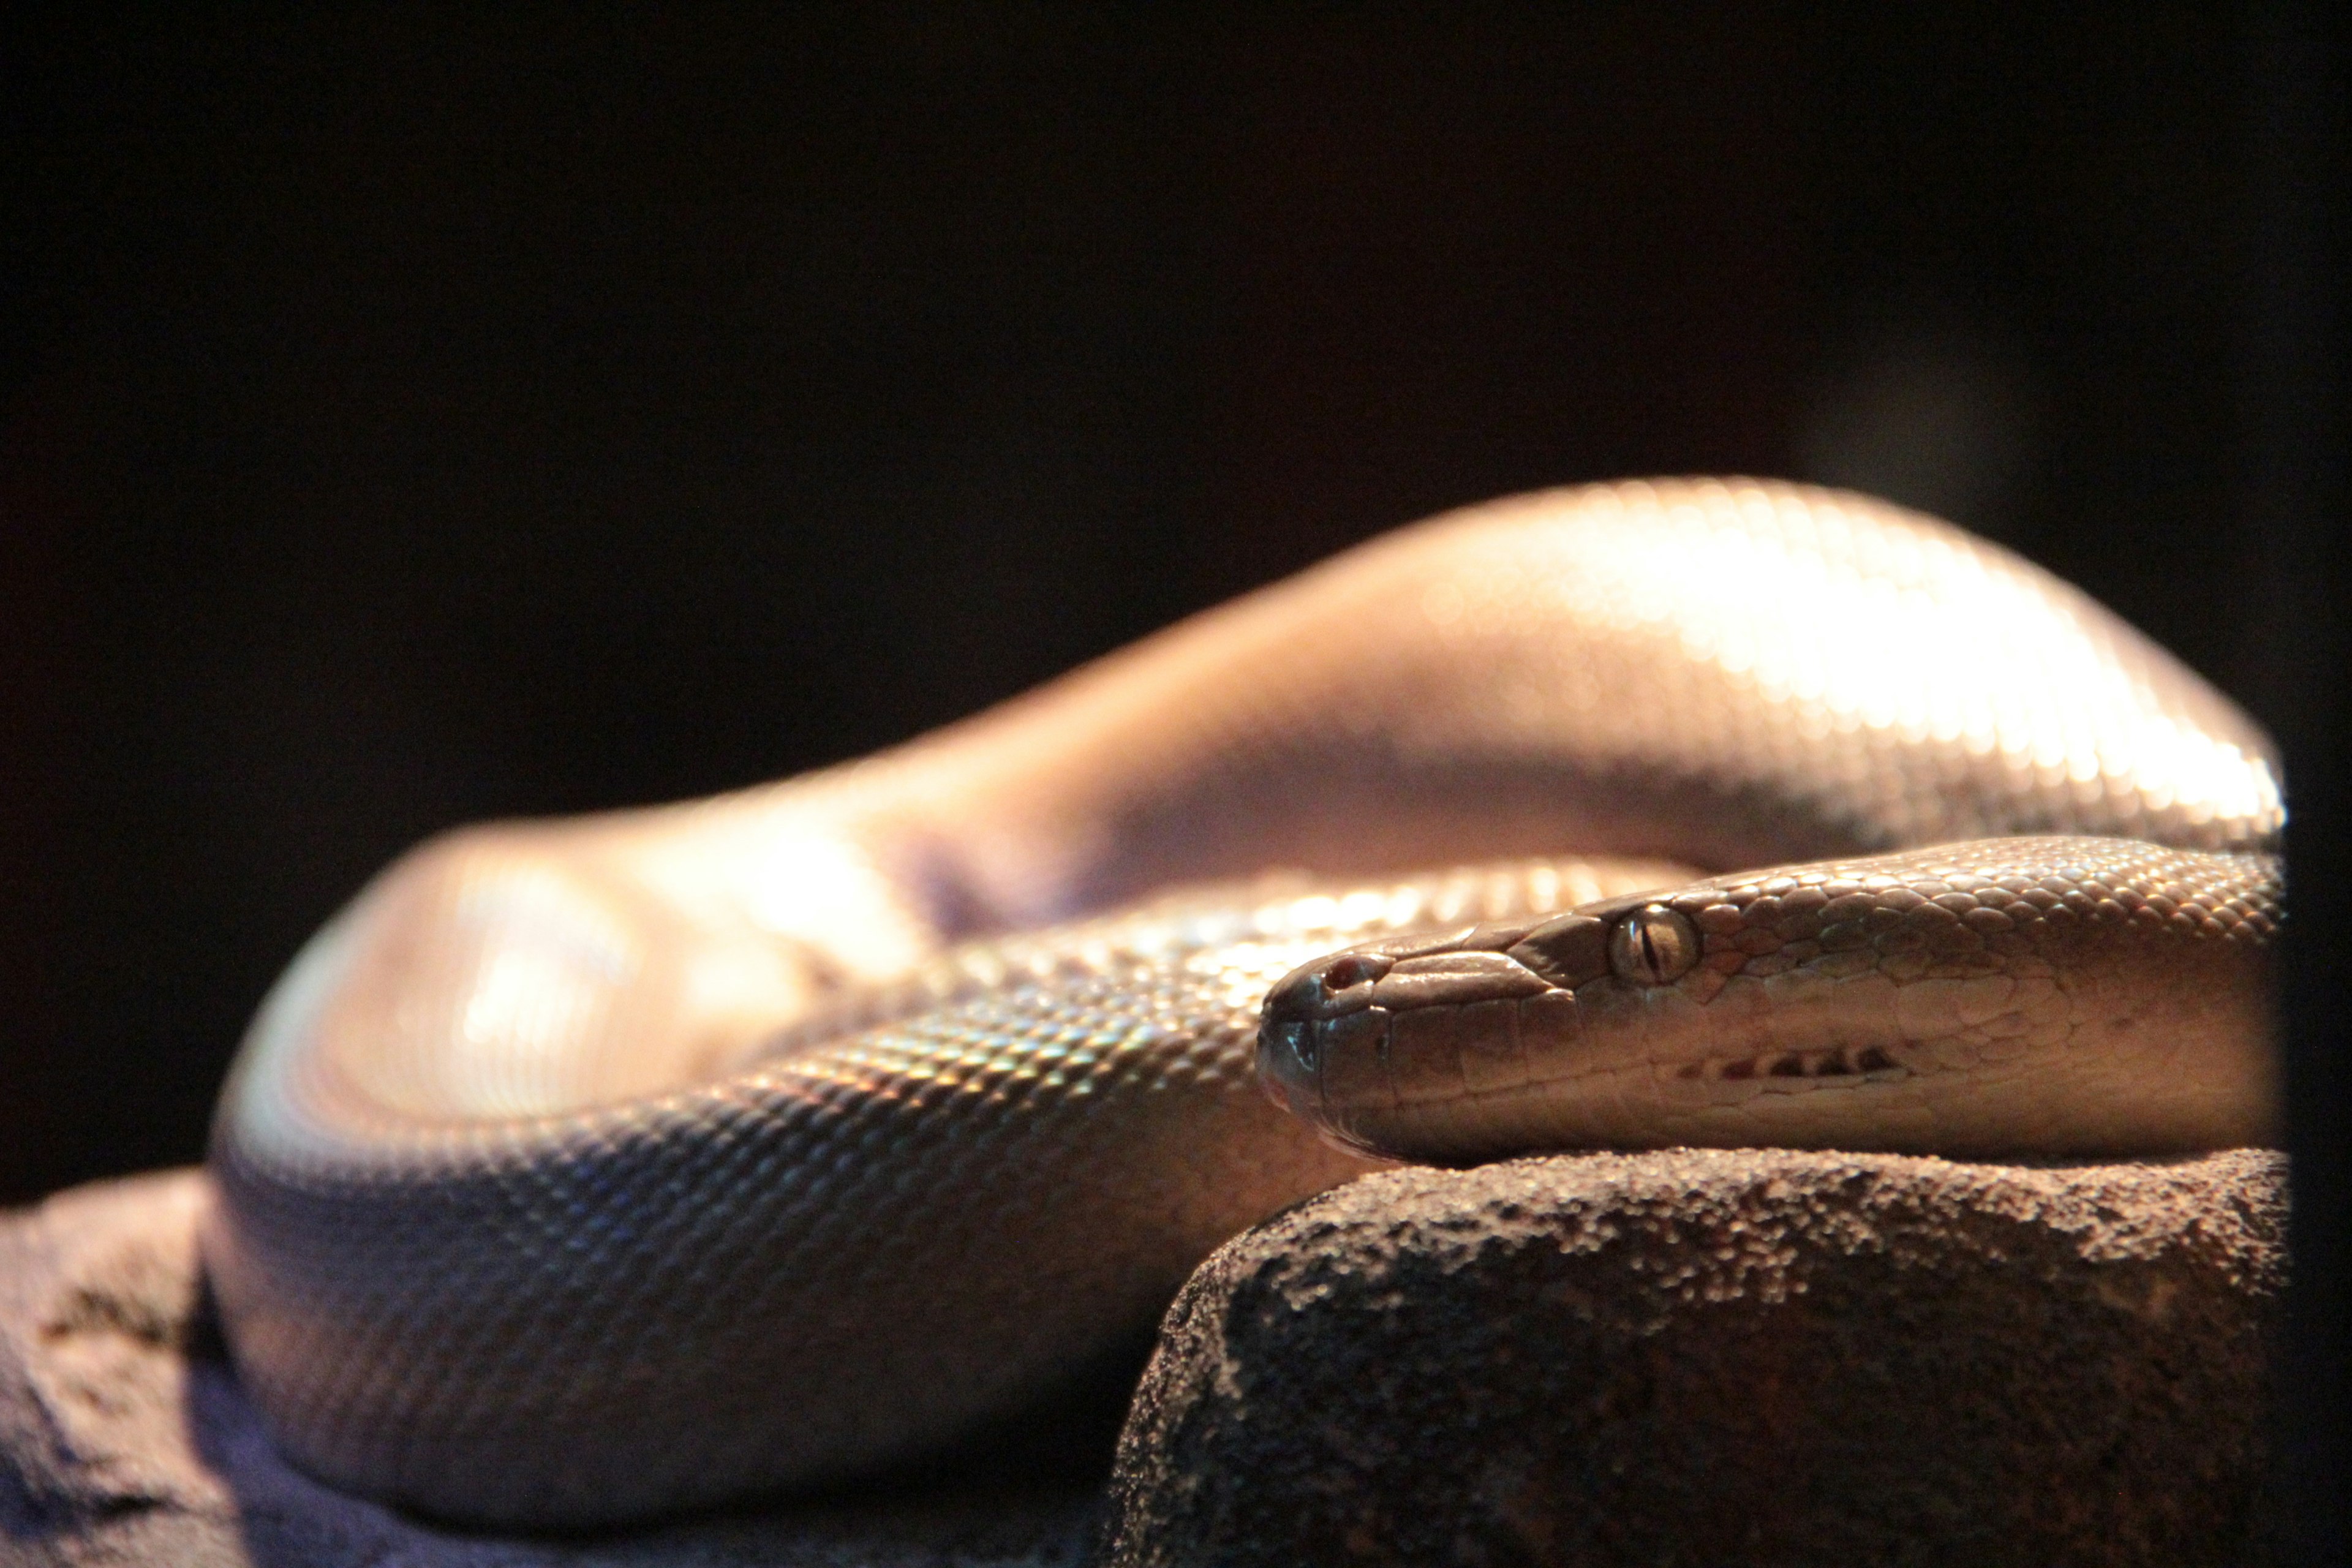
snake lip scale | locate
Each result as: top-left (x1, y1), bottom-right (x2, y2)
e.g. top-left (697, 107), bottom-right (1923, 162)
top-left (203, 478), bottom-right (2284, 1528)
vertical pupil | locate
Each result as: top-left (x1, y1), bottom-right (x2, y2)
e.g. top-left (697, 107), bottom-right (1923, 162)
top-left (1610, 904), bottom-right (1696, 985)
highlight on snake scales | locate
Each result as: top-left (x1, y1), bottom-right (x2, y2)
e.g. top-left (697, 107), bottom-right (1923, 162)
top-left (201, 478), bottom-right (2283, 1527)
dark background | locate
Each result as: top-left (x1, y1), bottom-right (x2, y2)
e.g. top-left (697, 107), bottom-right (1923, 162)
top-left (3, 4), bottom-right (2344, 1550)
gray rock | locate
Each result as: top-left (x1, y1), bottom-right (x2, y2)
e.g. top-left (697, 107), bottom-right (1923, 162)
top-left (0, 1154), bottom-right (2291, 1566)
top-left (0, 1170), bottom-right (1101, 1568)
top-left (1101, 1149), bottom-right (2286, 1568)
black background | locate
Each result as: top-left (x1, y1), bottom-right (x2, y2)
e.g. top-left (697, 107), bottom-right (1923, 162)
top-left (3, 6), bottom-right (2344, 1550)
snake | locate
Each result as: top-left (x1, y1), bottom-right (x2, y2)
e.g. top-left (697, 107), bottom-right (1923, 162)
top-left (200, 478), bottom-right (2284, 1529)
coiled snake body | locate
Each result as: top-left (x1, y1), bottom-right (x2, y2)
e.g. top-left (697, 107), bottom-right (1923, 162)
top-left (203, 480), bottom-right (2283, 1527)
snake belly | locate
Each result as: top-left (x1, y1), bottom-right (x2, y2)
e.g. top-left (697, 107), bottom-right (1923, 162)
top-left (202, 479), bottom-right (2284, 1528)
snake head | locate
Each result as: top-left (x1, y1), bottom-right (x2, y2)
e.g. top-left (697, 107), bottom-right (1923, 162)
top-left (1261, 840), bottom-right (2285, 1164)
top-left (1256, 895), bottom-right (1703, 1158)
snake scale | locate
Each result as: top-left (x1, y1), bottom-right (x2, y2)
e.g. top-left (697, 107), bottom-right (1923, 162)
top-left (203, 479), bottom-right (2283, 1527)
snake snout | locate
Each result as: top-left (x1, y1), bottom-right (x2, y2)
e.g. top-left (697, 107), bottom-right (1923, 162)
top-left (1256, 933), bottom-right (1562, 1129)
top-left (1264, 948), bottom-right (1394, 1025)
top-left (1256, 945), bottom-right (1391, 1117)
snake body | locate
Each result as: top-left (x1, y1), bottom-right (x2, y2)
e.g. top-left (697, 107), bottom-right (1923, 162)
top-left (202, 480), bottom-right (2283, 1527)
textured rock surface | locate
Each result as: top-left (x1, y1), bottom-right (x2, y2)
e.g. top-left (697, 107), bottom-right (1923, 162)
top-left (1, 1155), bottom-right (2289, 1566)
top-left (1102, 1149), bottom-right (2286, 1568)
top-left (0, 1170), bottom-right (1101, 1567)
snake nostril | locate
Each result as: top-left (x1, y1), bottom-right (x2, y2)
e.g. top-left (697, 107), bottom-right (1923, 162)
top-left (1265, 947), bottom-right (1395, 1023)
top-left (1320, 952), bottom-right (1388, 993)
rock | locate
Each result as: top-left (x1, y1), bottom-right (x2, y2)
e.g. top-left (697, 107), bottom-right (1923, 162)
top-left (1101, 1149), bottom-right (2286, 1568)
top-left (0, 1170), bottom-right (1101, 1568)
top-left (1, 1154), bottom-right (2291, 1566)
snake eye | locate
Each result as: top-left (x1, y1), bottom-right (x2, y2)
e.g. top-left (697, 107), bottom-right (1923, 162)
top-left (1608, 904), bottom-right (1700, 985)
